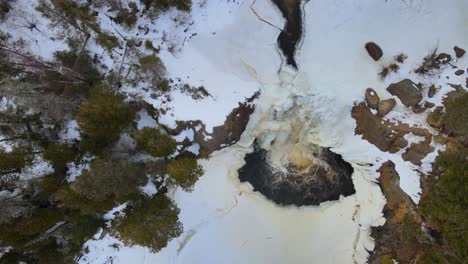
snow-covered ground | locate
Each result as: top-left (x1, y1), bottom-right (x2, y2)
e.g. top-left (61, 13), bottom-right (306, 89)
top-left (4, 0), bottom-right (465, 263)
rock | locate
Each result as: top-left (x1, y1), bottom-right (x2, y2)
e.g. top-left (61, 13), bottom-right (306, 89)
top-left (365, 88), bottom-right (380, 109)
top-left (386, 79), bottom-right (422, 107)
top-left (352, 103), bottom-right (404, 152)
top-left (370, 161), bottom-right (424, 264)
top-left (402, 142), bottom-right (434, 165)
top-left (454, 46), bottom-right (466, 58)
top-left (377, 98), bottom-right (396, 116)
top-left (172, 92), bottom-right (259, 157)
top-left (365, 42), bottom-right (383, 61)
top-left (352, 103), bottom-right (394, 151)
top-left (436, 53), bottom-right (452, 64)
top-left (394, 136), bottom-right (408, 149)
top-left (455, 69), bottom-right (465, 76)
top-left (428, 85), bottom-right (437, 98)
top-left (426, 107), bottom-right (443, 129)
top-left (352, 103), bottom-right (431, 153)
top-left (412, 105), bottom-right (426, 113)
top-left (378, 161), bottom-right (420, 216)
top-left (424, 101), bottom-right (435, 109)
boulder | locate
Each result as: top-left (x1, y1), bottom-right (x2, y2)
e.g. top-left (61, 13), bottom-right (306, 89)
top-left (365, 88), bottom-right (380, 109)
top-left (386, 79), bottom-right (422, 107)
top-left (412, 105), bottom-right (426, 113)
top-left (424, 101), bottom-right (435, 109)
top-left (436, 53), bottom-right (452, 64)
top-left (428, 85), bottom-right (437, 98)
top-left (455, 69), bottom-right (464, 76)
top-left (454, 46), bottom-right (466, 58)
top-left (402, 142), bottom-right (434, 165)
top-left (377, 98), bottom-right (396, 116)
top-left (365, 42), bottom-right (383, 61)
top-left (394, 136), bottom-right (408, 149)
top-left (426, 107), bottom-right (443, 129)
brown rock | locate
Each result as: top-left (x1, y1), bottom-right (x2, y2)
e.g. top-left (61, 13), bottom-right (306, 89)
top-left (352, 103), bottom-right (409, 152)
top-left (372, 161), bottom-right (423, 264)
top-left (454, 46), bottom-right (466, 58)
top-left (387, 79), bottom-right (422, 107)
top-left (377, 161), bottom-right (420, 221)
top-left (428, 85), bottom-right (437, 98)
top-left (352, 103), bottom-right (397, 151)
top-left (365, 42), bottom-right (383, 61)
top-left (394, 136), bottom-right (408, 149)
top-left (365, 88), bottom-right (380, 109)
top-left (352, 103), bottom-right (432, 153)
top-left (377, 98), bottom-right (396, 116)
top-left (172, 92), bottom-right (259, 156)
top-left (424, 101), bottom-right (435, 109)
top-left (412, 105), bottom-right (425, 113)
top-left (455, 69), bottom-right (465, 76)
top-left (402, 142), bottom-right (434, 165)
top-left (426, 107), bottom-right (443, 129)
top-left (436, 53), bottom-right (452, 64)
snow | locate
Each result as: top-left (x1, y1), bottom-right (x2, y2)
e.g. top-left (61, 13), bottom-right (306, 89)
top-left (140, 179), bottom-right (158, 197)
top-left (136, 110), bottom-right (158, 129)
top-left (186, 143), bottom-right (200, 155)
top-left (174, 128), bottom-right (194, 142)
top-left (66, 156), bottom-right (93, 182)
top-left (81, 0), bottom-right (468, 262)
top-left (81, 0), bottom-right (384, 263)
top-left (0, 0), bottom-right (68, 60)
top-left (2, 0), bottom-right (466, 263)
top-left (104, 203), bottom-right (128, 222)
top-left (18, 155), bottom-right (54, 181)
top-left (58, 120), bottom-right (81, 142)
top-left (403, 133), bottom-right (426, 145)
top-left (297, 0), bottom-right (468, 202)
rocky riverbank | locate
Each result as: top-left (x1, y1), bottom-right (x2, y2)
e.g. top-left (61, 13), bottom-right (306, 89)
top-left (357, 43), bottom-right (468, 263)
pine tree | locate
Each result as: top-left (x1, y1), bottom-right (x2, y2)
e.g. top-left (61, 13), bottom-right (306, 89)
top-left (166, 157), bottom-right (203, 192)
top-left (110, 194), bottom-right (182, 253)
top-left (71, 159), bottom-right (147, 202)
top-left (76, 94), bottom-right (135, 152)
top-left (133, 127), bottom-right (177, 157)
top-left (0, 146), bottom-right (34, 176)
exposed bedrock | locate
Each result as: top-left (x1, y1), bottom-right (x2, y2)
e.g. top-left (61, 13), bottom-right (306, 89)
top-left (238, 141), bottom-right (355, 206)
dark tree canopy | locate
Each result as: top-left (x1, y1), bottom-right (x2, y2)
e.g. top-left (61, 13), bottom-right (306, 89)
top-left (71, 159), bottom-right (147, 202)
top-left (142, 0), bottom-right (192, 13)
top-left (421, 149), bottom-right (468, 261)
top-left (110, 194), bottom-right (183, 253)
top-left (76, 94), bottom-right (135, 152)
top-left (0, 146), bottom-right (34, 176)
top-left (166, 157), bottom-right (203, 192)
top-left (442, 91), bottom-right (468, 138)
top-left (43, 143), bottom-right (77, 172)
top-left (133, 127), bottom-right (177, 157)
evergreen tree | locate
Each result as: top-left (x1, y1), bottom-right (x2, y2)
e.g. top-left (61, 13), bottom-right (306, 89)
top-left (76, 94), bottom-right (135, 152)
top-left (71, 159), bottom-right (147, 202)
top-left (110, 194), bottom-right (182, 253)
top-left (0, 146), bottom-right (34, 176)
top-left (166, 157), bottom-right (203, 192)
top-left (43, 143), bottom-right (77, 173)
top-left (133, 127), bottom-right (177, 157)
top-left (421, 149), bottom-right (468, 261)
